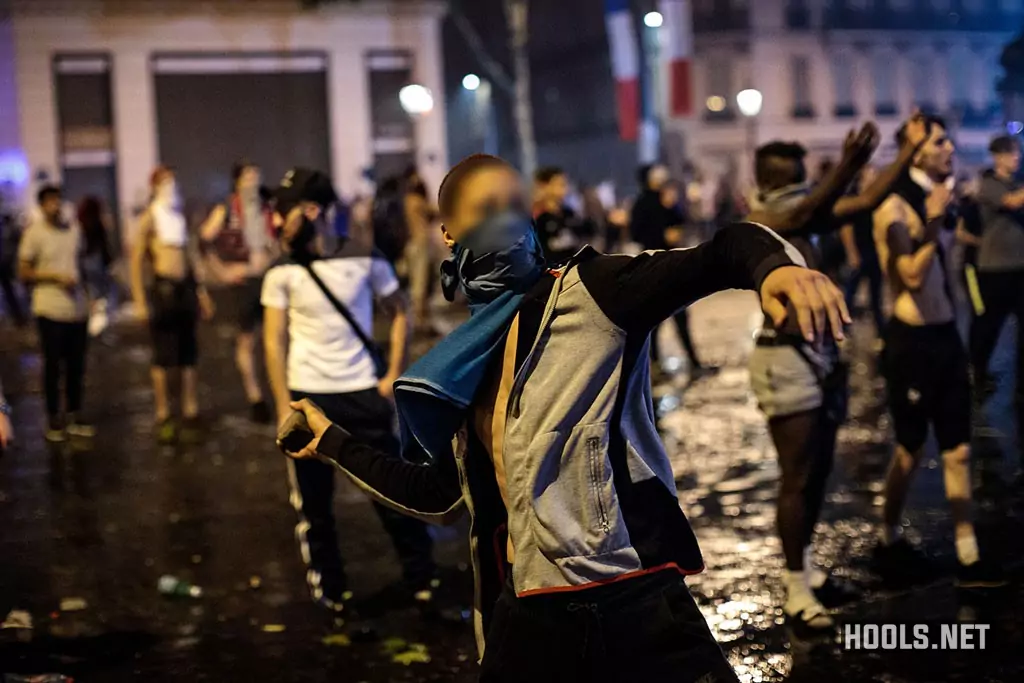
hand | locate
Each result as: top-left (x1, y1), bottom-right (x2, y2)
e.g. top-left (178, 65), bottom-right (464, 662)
top-left (926, 184), bottom-right (952, 223)
top-left (0, 411), bottom-right (12, 450)
top-left (902, 112), bottom-right (930, 149)
top-left (198, 290), bottom-right (216, 321)
top-left (608, 208), bottom-right (628, 227)
top-left (377, 375), bottom-right (398, 403)
top-left (59, 273), bottom-right (80, 292)
top-left (282, 398), bottom-right (332, 459)
top-left (760, 266), bottom-right (851, 343)
top-left (841, 122), bottom-right (881, 167)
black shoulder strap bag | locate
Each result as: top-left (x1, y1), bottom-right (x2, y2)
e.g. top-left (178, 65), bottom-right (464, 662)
top-left (303, 262), bottom-right (388, 379)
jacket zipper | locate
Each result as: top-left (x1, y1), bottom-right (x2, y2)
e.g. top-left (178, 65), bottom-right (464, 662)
top-left (587, 436), bottom-right (611, 533)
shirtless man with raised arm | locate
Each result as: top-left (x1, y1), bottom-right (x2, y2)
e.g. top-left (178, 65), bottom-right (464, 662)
top-left (871, 116), bottom-right (1004, 588)
top-left (131, 167), bottom-right (214, 443)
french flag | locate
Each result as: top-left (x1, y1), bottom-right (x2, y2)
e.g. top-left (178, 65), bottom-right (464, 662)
top-left (604, 0), bottom-right (640, 142)
top-left (659, 0), bottom-right (695, 118)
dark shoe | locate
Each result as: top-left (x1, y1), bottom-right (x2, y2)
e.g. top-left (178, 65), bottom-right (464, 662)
top-left (871, 538), bottom-right (937, 586)
top-left (156, 419), bottom-right (177, 445)
top-left (956, 560), bottom-right (1008, 589)
top-left (250, 400), bottom-right (272, 425)
top-left (812, 576), bottom-right (861, 608)
top-left (785, 605), bottom-right (835, 640)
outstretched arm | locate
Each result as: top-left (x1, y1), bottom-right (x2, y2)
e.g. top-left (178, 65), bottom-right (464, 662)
top-left (579, 221), bottom-right (849, 343)
top-left (285, 399), bottom-right (464, 526)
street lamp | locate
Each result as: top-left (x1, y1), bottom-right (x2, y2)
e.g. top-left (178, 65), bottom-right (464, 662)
top-left (399, 84), bottom-right (434, 115)
top-left (462, 73), bottom-right (481, 92)
top-left (736, 89), bottom-right (763, 177)
top-left (644, 11), bottom-right (664, 28)
top-left (736, 88), bottom-right (763, 118)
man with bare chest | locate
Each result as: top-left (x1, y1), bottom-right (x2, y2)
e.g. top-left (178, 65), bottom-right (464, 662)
top-left (131, 167), bottom-right (214, 443)
top-left (872, 117), bottom-right (1003, 588)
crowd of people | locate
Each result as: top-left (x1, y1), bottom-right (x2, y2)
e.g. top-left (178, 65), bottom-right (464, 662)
top-left (0, 107), bottom-right (1022, 681)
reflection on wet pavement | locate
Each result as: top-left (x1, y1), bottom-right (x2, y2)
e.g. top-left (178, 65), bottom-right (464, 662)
top-left (1, 290), bottom-right (1022, 682)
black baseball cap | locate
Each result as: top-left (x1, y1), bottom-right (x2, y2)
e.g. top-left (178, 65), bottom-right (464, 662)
top-left (989, 135), bottom-right (1019, 155)
top-left (274, 168), bottom-right (338, 215)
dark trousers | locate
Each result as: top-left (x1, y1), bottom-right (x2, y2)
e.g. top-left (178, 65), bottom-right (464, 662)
top-left (969, 269), bottom-right (1024, 453)
top-left (288, 388), bottom-right (435, 607)
top-left (479, 571), bottom-right (738, 683)
top-left (36, 317), bottom-right (88, 420)
top-left (0, 265), bottom-right (25, 323)
top-left (651, 307), bottom-right (702, 369)
top-left (843, 260), bottom-right (885, 335)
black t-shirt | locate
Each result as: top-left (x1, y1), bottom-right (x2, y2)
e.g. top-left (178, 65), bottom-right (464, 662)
top-left (630, 190), bottom-right (683, 251)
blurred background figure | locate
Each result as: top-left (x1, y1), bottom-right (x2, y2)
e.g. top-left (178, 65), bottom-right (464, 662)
top-left (200, 160), bottom-right (276, 424)
top-left (841, 166), bottom-right (886, 343)
top-left (631, 164), bottom-right (712, 381)
top-left (17, 185), bottom-right (94, 442)
top-left (77, 196), bottom-right (115, 337)
top-left (533, 165), bottom-right (587, 264)
top-left (402, 165), bottom-right (441, 335)
top-left (0, 194), bottom-right (27, 327)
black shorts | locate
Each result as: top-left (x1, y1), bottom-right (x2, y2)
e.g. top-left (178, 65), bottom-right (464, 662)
top-left (149, 277), bottom-right (198, 368)
top-left (882, 319), bottom-right (970, 452)
top-left (229, 277), bottom-right (264, 333)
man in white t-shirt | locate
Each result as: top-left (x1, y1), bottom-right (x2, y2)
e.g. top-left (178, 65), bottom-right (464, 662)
top-left (262, 169), bottom-right (435, 620)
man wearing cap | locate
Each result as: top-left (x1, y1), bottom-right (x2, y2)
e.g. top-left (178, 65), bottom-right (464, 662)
top-left (972, 135), bottom-right (1024, 478)
top-left (262, 169), bottom-right (436, 620)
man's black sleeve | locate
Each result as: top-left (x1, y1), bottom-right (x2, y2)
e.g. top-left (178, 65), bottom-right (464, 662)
top-left (316, 425), bottom-right (464, 523)
top-left (578, 221), bottom-right (797, 335)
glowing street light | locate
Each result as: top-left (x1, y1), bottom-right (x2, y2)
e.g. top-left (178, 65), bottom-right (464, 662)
top-left (644, 11), bottom-right (664, 28)
top-left (462, 73), bottom-right (481, 91)
top-left (736, 88), bottom-right (763, 118)
top-left (399, 84), bottom-right (434, 115)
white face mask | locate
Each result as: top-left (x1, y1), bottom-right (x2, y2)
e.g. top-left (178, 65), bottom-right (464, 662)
top-left (155, 180), bottom-right (181, 208)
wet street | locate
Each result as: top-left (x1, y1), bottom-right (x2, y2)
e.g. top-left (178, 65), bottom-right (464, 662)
top-left (2, 289), bottom-right (1023, 682)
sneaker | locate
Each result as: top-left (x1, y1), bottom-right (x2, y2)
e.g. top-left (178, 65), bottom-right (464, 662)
top-left (956, 560), bottom-right (1008, 589)
top-left (66, 419), bottom-right (96, 438)
top-left (871, 538), bottom-right (937, 586)
top-left (156, 419), bottom-right (177, 445)
top-left (784, 602), bottom-right (835, 640)
top-left (250, 400), bottom-right (272, 425)
top-left (45, 426), bottom-right (66, 443)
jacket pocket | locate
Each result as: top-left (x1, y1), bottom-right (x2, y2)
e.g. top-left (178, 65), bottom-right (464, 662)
top-left (530, 422), bottom-right (619, 558)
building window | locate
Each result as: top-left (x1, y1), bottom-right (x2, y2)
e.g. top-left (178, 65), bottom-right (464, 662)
top-left (831, 53), bottom-right (856, 117)
top-left (791, 56), bottom-right (814, 118)
top-left (911, 55), bottom-right (935, 112)
top-left (948, 49), bottom-right (971, 107)
top-left (706, 56), bottom-right (734, 102)
top-left (872, 51), bottom-right (897, 115)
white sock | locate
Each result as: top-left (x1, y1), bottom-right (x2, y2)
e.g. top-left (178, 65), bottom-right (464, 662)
top-left (880, 525), bottom-right (902, 546)
top-left (783, 570), bottom-right (833, 627)
top-left (956, 533), bottom-right (979, 566)
top-left (803, 546), bottom-right (828, 589)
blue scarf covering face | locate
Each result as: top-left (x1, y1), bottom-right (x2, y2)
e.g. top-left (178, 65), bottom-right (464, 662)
top-left (393, 211), bottom-right (547, 460)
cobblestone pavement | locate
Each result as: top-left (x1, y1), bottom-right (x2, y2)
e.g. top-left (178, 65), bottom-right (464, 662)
top-left (1, 289), bottom-right (1021, 682)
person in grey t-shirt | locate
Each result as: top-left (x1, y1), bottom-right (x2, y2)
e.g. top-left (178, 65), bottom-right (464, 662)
top-left (17, 185), bottom-right (95, 442)
top-left (972, 134), bottom-right (1024, 472)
